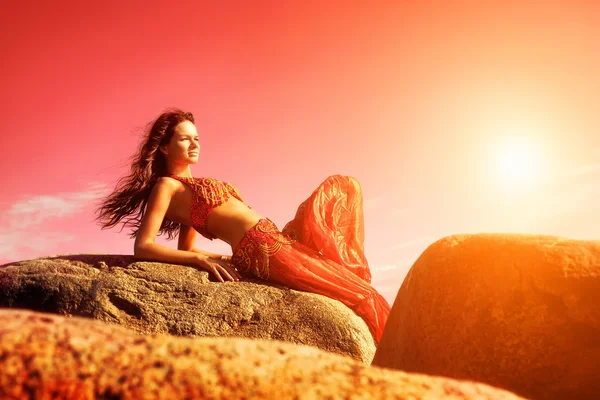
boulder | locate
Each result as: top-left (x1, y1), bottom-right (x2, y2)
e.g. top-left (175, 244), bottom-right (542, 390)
top-left (0, 254), bottom-right (374, 362)
top-left (372, 234), bottom-right (600, 400)
top-left (0, 309), bottom-right (526, 399)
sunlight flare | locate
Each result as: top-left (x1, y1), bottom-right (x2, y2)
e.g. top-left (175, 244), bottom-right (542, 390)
top-left (486, 134), bottom-right (548, 203)
top-left (496, 139), bottom-right (540, 185)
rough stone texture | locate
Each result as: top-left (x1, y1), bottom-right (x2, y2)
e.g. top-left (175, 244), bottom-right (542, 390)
top-left (372, 233), bottom-right (600, 400)
top-left (0, 254), bottom-right (374, 363)
top-left (0, 309), bottom-right (526, 400)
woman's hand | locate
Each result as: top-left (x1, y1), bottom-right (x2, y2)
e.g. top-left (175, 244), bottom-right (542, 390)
top-left (195, 254), bottom-right (241, 282)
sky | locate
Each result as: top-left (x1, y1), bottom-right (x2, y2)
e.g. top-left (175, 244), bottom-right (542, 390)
top-left (1, 1), bottom-right (598, 305)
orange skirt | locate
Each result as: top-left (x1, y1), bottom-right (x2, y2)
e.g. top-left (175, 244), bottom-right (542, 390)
top-left (232, 175), bottom-right (390, 344)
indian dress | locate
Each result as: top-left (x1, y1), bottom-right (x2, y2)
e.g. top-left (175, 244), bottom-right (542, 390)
top-left (167, 173), bottom-right (390, 344)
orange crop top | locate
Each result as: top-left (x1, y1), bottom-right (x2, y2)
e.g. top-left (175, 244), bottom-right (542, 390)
top-left (168, 174), bottom-right (252, 240)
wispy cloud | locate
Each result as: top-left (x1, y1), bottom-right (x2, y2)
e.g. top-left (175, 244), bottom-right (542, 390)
top-left (364, 196), bottom-right (411, 219)
top-left (371, 257), bottom-right (416, 299)
top-left (373, 264), bottom-right (398, 272)
top-left (0, 182), bottom-right (110, 263)
top-left (371, 263), bottom-right (413, 305)
top-left (389, 235), bottom-right (435, 250)
top-left (561, 163), bottom-right (600, 178)
top-left (4, 183), bottom-right (109, 229)
top-left (0, 231), bottom-right (76, 264)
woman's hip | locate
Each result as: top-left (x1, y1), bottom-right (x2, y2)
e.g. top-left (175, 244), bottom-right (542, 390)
top-left (231, 218), bottom-right (296, 279)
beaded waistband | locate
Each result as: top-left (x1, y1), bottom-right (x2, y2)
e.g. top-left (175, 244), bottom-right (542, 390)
top-left (232, 218), bottom-right (296, 279)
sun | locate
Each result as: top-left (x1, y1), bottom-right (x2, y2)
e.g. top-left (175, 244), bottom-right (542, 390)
top-left (497, 141), bottom-right (538, 181)
top-left (493, 138), bottom-right (543, 192)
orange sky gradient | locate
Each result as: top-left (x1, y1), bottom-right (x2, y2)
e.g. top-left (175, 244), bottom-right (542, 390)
top-left (1, 1), bottom-right (598, 304)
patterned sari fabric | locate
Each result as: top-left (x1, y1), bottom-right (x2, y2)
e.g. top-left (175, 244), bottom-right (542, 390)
top-left (232, 175), bottom-right (390, 344)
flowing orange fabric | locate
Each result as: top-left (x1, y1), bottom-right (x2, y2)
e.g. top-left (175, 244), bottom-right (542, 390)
top-left (282, 175), bottom-right (372, 283)
top-left (232, 175), bottom-right (390, 344)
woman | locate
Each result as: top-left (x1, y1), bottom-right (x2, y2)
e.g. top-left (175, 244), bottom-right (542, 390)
top-left (94, 108), bottom-right (390, 344)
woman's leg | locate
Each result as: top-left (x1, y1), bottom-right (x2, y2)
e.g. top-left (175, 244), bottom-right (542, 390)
top-left (282, 175), bottom-right (371, 283)
top-left (232, 218), bottom-right (390, 344)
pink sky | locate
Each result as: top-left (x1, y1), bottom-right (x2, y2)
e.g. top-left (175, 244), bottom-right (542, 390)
top-left (1, 1), bottom-right (599, 305)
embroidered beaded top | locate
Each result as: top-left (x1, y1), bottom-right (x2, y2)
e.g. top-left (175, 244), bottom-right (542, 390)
top-left (168, 174), bottom-right (252, 241)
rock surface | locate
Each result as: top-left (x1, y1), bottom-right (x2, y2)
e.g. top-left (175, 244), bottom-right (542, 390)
top-left (0, 254), bottom-right (374, 362)
top-left (0, 309), bottom-right (526, 400)
top-left (372, 233), bottom-right (600, 400)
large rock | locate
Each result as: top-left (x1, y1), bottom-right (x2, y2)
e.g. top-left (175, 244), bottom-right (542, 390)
top-left (0, 254), bottom-right (374, 362)
top-left (0, 309), bottom-right (526, 399)
top-left (372, 233), bottom-right (600, 400)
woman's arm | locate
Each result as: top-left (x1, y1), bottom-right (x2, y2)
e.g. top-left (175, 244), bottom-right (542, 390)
top-left (133, 178), bottom-right (238, 281)
top-left (133, 179), bottom-right (206, 266)
top-left (190, 247), bottom-right (229, 260)
top-left (136, 243), bottom-right (236, 281)
top-left (178, 223), bottom-right (230, 260)
top-left (135, 242), bottom-right (204, 266)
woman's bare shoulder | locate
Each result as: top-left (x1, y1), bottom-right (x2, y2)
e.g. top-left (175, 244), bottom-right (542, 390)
top-left (155, 176), bottom-right (181, 192)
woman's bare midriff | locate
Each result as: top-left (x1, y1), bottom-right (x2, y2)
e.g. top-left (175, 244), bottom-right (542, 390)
top-left (165, 178), bottom-right (265, 253)
top-left (205, 198), bottom-right (265, 252)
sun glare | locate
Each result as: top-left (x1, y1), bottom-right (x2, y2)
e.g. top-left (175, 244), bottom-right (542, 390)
top-left (496, 140), bottom-right (540, 184)
top-left (484, 132), bottom-right (549, 203)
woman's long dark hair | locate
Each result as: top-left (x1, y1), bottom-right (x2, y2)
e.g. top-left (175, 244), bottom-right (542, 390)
top-left (93, 107), bottom-right (195, 240)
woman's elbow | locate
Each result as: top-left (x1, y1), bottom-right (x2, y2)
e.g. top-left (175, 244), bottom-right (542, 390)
top-left (133, 241), bottom-right (151, 259)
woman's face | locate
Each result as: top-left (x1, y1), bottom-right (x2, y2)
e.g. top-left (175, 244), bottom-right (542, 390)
top-left (161, 120), bottom-right (200, 163)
